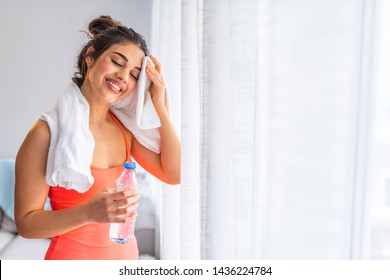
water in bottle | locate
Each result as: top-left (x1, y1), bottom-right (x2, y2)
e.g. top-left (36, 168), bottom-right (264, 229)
top-left (109, 161), bottom-right (139, 244)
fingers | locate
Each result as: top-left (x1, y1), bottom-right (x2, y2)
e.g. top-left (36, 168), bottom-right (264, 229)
top-left (146, 55), bottom-right (164, 84)
top-left (149, 55), bottom-right (161, 72)
top-left (112, 202), bottom-right (139, 223)
top-left (146, 65), bottom-right (164, 85)
top-left (114, 192), bottom-right (140, 208)
top-left (110, 189), bottom-right (139, 201)
top-left (86, 188), bottom-right (141, 223)
top-left (111, 213), bottom-right (139, 223)
top-left (114, 201), bottom-right (139, 216)
top-left (116, 212), bottom-right (139, 224)
top-left (110, 190), bottom-right (140, 222)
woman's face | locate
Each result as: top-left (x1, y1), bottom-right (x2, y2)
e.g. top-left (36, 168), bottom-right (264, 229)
top-left (85, 42), bottom-right (145, 104)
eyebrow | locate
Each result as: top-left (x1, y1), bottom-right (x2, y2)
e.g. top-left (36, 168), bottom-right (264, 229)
top-left (113, 51), bottom-right (142, 71)
top-left (113, 52), bottom-right (128, 62)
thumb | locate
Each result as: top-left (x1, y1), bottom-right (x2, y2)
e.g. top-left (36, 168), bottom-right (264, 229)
top-left (103, 186), bottom-right (117, 194)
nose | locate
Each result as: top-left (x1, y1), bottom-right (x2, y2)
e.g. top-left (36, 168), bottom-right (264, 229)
top-left (116, 69), bottom-right (128, 84)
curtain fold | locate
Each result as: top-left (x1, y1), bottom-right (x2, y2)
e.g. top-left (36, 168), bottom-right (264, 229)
top-left (204, 0), bottom-right (261, 259)
top-left (179, 0), bottom-right (202, 259)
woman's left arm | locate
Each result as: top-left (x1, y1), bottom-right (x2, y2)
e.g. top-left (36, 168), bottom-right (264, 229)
top-left (131, 55), bottom-right (181, 185)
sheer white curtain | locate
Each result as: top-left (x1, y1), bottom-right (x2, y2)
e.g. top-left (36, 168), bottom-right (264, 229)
top-left (150, 0), bottom-right (375, 259)
top-left (366, 0), bottom-right (390, 259)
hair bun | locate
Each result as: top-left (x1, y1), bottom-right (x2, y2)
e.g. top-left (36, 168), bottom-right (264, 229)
top-left (88, 15), bottom-right (120, 37)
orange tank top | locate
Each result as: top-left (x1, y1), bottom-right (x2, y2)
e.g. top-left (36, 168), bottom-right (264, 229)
top-left (44, 111), bottom-right (138, 260)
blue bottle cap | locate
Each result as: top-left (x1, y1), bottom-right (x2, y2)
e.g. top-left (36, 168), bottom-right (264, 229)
top-left (124, 161), bottom-right (136, 170)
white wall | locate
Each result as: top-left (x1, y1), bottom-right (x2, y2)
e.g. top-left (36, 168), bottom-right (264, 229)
top-left (0, 0), bottom-right (152, 157)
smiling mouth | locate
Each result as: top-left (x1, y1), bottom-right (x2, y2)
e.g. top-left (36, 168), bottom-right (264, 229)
top-left (106, 79), bottom-right (123, 93)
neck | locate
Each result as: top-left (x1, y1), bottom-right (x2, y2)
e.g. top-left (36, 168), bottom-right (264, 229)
top-left (80, 81), bottom-right (111, 127)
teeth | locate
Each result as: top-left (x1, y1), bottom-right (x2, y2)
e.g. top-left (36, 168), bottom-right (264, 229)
top-left (106, 80), bottom-right (121, 91)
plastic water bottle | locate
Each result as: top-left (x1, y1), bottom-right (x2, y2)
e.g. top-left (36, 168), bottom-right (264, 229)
top-left (109, 161), bottom-right (139, 244)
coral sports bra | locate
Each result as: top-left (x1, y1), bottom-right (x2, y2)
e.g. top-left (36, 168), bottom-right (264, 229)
top-left (44, 111), bottom-right (138, 260)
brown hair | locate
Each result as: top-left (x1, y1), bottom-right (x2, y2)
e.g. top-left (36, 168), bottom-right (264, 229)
top-left (72, 15), bottom-right (149, 87)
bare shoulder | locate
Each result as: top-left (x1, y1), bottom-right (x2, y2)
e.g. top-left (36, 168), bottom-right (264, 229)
top-left (22, 119), bottom-right (50, 147)
top-left (16, 119), bottom-right (50, 166)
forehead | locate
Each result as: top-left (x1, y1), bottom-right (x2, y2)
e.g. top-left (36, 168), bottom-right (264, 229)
top-left (106, 42), bottom-right (145, 64)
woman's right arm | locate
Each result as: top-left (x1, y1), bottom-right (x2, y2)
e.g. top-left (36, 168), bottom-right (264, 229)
top-left (14, 120), bottom-right (138, 239)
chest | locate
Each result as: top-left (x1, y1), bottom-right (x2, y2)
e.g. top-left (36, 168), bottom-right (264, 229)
top-left (90, 122), bottom-right (129, 168)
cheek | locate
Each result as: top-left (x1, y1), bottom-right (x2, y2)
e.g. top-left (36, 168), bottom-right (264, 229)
top-left (126, 80), bottom-right (138, 94)
top-left (94, 64), bottom-right (112, 79)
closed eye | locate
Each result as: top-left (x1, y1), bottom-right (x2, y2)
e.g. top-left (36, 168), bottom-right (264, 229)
top-left (111, 59), bottom-right (123, 67)
top-left (130, 69), bottom-right (140, 81)
top-left (131, 73), bottom-right (139, 81)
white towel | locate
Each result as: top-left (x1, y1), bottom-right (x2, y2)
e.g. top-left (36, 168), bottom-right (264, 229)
top-left (40, 56), bottom-right (169, 193)
top-left (40, 83), bottom-right (95, 192)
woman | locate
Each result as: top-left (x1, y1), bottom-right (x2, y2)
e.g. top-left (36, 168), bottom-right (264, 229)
top-left (14, 16), bottom-right (180, 259)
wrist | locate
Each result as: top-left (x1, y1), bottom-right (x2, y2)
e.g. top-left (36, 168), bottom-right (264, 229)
top-left (77, 203), bottom-right (92, 225)
top-left (153, 100), bottom-right (169, 116)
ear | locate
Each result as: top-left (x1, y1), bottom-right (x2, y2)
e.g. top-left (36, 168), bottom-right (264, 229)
top-left (86, 46), bottom-right (95, 65)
